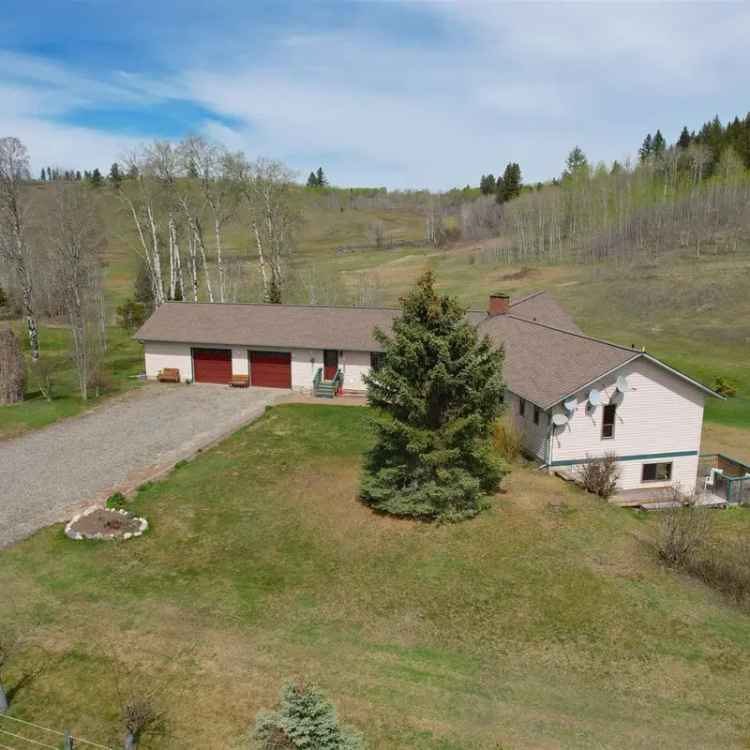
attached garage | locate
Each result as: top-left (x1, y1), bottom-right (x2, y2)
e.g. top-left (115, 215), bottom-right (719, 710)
top-left (192, 348), bottom-right (232, 384)
top-left (250, 351), bottom-right (292, 389)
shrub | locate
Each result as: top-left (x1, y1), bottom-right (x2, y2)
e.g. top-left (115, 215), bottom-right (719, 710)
top-left (578, 452), bottom-right (619, 498)
top-left (713, 376), bottom-right (737, 398)
top-left (30, 356), bottom-right (57, 402)
top-left (0, 327), bottom-right (26, 405)
top-left (106, 492), bottom-right (127, 509)
top-left (492, 417), bottom-right (522, 463)
top-left (117, 299), bottom-right (148, 332)
top-left (656, 489), bottom-right (713, 567)
top-left (252, 679), bottom-right (364, 750)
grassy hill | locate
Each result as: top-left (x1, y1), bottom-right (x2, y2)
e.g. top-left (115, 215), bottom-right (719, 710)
top-left (3, 404), bottom-right (750, 749)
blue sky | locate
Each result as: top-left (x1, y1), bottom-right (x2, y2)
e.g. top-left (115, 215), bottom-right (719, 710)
top-left (2, 1), bottom-right (749, 189)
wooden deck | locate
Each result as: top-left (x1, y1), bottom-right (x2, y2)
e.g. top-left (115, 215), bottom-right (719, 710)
top-left (611, 488), bottom-right (726, 511)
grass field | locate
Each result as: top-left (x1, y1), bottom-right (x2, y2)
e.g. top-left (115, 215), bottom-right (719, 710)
top-left (0, 323), bottom-right (143, 440)
top-left (3, 404), bottom-right (750, 749)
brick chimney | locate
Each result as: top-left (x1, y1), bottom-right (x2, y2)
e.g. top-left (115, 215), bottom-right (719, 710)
top-left (488, 292), bottom-right (510, 317)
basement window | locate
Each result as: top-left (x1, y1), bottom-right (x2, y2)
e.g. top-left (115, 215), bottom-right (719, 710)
top-left (519, 398), bottom-right (526, 417)
top-left (642, 462), bottom-right (673, 483)
top-left (602, 404), bottom-right (617, 439)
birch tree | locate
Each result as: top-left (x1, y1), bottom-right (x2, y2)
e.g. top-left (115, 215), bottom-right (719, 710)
top-left (178, 137), bottom-right (240, 302)
top-left (0, 137), bottom-right (39, 359)
top-left (119, 150), bottom-right (167, 307)
top-left (47, 182), bottom-right (105, 401)
top-left (237, 158), bottom-right (300, 303)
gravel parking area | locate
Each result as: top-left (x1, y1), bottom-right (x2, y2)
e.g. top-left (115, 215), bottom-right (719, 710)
top-left (0, 383), bottom-right (287, 548)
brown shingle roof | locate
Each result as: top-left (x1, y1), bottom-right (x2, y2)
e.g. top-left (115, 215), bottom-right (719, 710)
top-left (135, 302), bottom-right (402, 352)
top-left (478, 315), bottom-right (637, 408)
top-left (136, 293), bottom-right (712, 407)
top-left (509, 291), bottom-right (582, 333)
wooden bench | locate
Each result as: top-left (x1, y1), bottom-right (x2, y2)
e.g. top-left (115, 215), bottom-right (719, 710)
top-left (157, 368), bottom-right (180, 383)
top-left (230, 374), bottom-right (250, 388)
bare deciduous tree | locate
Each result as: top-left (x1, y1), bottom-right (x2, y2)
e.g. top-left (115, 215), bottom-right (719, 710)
top-left (0, 326), bottom-right (25, 404)
top-left (0, 137), bottom-right (39, 360)
top-left (47, 183), bottom-right (106, 401)
top-left (237, 158), bottom-right (301, 303)
top-left (119, 150), bottom-right (167, 307)
top-left (179, 137), bottom-right (241, 302)
top-left (0, 628), bottom-right (18, 714)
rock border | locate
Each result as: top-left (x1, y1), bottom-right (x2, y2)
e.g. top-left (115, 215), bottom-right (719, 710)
top-left (64, 506), bottom-right (149, 542)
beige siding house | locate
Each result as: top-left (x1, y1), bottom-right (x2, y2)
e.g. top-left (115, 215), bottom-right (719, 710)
top-left (135, 291), bottom-right (718, 493)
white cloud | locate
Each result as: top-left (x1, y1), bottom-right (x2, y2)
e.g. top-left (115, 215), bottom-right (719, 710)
top-left (2, 3), bottom-right (749, 187)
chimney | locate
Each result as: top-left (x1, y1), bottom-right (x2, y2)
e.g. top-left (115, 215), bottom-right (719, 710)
top-left (488, 292), bottom-right (510, 317)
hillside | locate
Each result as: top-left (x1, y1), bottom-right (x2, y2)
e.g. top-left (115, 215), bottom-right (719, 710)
top-left (80, 178), bottom-right (748, 435)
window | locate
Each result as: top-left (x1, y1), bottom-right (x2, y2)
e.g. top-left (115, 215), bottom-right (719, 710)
top-left (602, 404), bottom-right (617, 439)
top-left (642, 462), bottom-right (672, 482)
top-left (533, 406), bottom-right (540, 425)
top-left (370, 352), bottom-right (385, 372)
top-left (519, 398), bottom-right (526, 417)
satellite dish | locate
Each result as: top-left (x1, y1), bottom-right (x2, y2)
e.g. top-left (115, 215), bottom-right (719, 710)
top-left (616, 375), bottom-right (630, 393)
top-left (563, 397), bottom-right (577, 413)
top-left (588, 389), bottom-right (601, 407)
top-left (552, 413), bottom-right (569, 427)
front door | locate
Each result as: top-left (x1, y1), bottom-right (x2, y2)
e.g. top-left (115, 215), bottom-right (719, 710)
top-left (323, 350), bottom-right (338, 381)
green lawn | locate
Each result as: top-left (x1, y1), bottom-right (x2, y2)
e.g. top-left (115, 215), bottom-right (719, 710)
top-left (3, 405), bottom-right (750, 748)
top-left (0, 324), bottom-right (144, 440)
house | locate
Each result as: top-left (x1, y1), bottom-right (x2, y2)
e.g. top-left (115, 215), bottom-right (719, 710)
top-left (135, 291), bottom-right (718, 493)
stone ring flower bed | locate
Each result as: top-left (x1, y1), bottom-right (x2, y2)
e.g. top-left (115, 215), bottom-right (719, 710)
top-left (65, 507), bottom-right (148, 541)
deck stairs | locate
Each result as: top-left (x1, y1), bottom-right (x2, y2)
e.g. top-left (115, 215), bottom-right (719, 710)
top-left (313, 367), bottom-right (343, 398)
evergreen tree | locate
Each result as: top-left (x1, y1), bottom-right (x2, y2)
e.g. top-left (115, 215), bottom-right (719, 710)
top-left (75, 170), bottom-right (82, 181)
top-left (109, 162), bottom-right (122, 187)
top-left (501, 162), bottom-right (522, 201)
top-left (494, 174), bottom-right (505, 203)
top-left (306, 171), bottom-right (319, 188)
top-left (652, 129), bottom-right (666, 158)
top-left (479, 173), bottom-right (496, 195)
top-left (40, 168), bottom-right (46, 181)
top-left (316, 166), bottom-right (327, 187)
top-left (610, 160), bottom-right (622, 175)
top-left (90, 168), bottom-right (103, 187)
top-left (187, 159), bottom-right (199, 179)
top-left (677, 126), bottom-right (691, 149)
top-left (254, 680), bottom-right (364, 750)
top-left (639, 133), bottom-right (653, 162)
top-left (361, 272), bottom-right (507, 522)
top-left (563, 146), bottom-right (589, 179)
top-left (134, 257), bottom-right (155, 312)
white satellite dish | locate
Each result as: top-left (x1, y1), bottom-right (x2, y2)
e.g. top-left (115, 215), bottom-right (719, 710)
top-left (588, 389), bottom-right (601, 407)
top-left (563, 397), bottom-right (577, 413)
top-left (552, 413), bottom-right (569, 427)
top-left (616, 375), bottom-right (630, 393)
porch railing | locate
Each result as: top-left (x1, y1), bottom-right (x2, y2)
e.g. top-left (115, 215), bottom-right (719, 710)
top-left (699, 453), bottom-right (750, 505)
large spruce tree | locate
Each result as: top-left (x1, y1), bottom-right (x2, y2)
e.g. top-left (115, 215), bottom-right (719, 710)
top-left (361, 272), bottom-right (507, 522)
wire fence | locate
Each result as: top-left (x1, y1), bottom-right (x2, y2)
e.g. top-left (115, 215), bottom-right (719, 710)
top-left (0, 715), bottom-right (113, 750)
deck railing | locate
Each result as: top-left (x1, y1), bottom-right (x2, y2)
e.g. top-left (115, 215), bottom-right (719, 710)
top-left (699, 453), bottom-right (750, 505)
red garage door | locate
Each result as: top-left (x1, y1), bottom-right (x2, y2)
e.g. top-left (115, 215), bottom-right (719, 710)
top-left (192, 348), bottom-right (232, 384)
top-left (250, 351), bottom-right (291, 389)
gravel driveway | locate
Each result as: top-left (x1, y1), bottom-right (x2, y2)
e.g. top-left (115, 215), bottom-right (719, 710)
top-left (0, 383), bottom-right (288, 548)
